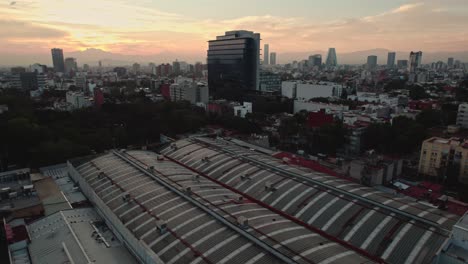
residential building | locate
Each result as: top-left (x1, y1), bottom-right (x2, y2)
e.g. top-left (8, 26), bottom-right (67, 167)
top-left (263, 44), bottom-right (269, 65)
top-left (397, 60), bottom-right (408, 69)
top-left (66, 91), bottom-right (92, 110)
top-left (325, 48), bottom-right (337, 67)
top-left (418, 137), bottom-right (468, 183)
top-left (457, 103), bottom-right (468, 128)
top-left (51, 48), bottom-right (65, 72)
top-left (293, 100), bottom-right (349, 114)
top-left (270, 52), bottom-right (277, 65)
top-left (387, 52), bottom-right (396, 68)
top-left (30, 63), bottom-right (46, 74)
top-left (207, 30), bottom-right (261, 99)
top-left (11, 67), bottom-right (26, 74)
top-left (173, 60), bottom-right (181, 75)
top-left (367, 55), bottom-right (378, 70)
top-left (113, 67), bottom-right (127, 77)
top-left (75, 76), bottom-right (87, 91)
top-left (132, 63), bottom-right (140, 74)
top-left (259, 70), bottom-right (281, 92)
top-left (169, 81), bottom-right (209, 105)
top-left (308, 109), bottom-right (334, 128)
top-left (409, 51), bottom-right (423, 73)
top-left (233, 102), bottom-right (253, 118)
top-left (448, 57), bottom-right (454, 68)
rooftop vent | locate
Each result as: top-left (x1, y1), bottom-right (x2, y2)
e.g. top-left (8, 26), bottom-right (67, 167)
top-left (122, 193), bottom-right (130, 202)
top-left (237, 216), bottom-right (248, 228)
top-left (264, 182), bottom-right (277, 192)
top-left (156, 220), bottom-right (167, 234)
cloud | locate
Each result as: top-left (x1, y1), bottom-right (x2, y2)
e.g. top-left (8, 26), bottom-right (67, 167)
top-left (0, 0), bottom-right (468, 64)
top-left (390, 2), bottom-right (423, 14)
top-left (0, 19), bottom-right (68, 39)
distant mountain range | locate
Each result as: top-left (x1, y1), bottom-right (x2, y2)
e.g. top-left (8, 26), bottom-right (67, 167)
top-left (1, 48), bottom-right (467, 67)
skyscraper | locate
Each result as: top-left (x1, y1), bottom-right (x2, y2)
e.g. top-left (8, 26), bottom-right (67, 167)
top-left (51, 48), bottom-right (65, 72)
top-left (308, 54), bottom-right (322, 68)
top-left (270, 52), bottom-right (277, 65)
top-left (207, 30), bottom-right (260, 99)
top-left (325, 48), bottom-right (337, 67)
top-left (448, 57), bottom-right (454, 68)
top-left (409, 51), bottom-right (423, 73)
top-left (387, 52), bottom-right (396, 68)
top-left (64, 57), bottom-right (77, 75)
top-left (264, 44), bottom-right (269, 65)
top-left (367, 55), bottom-right (378, 70)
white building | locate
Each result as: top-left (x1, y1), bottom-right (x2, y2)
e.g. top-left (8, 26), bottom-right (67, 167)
top-left (293, 100), bottom-right (349, 114)
top-left (233, 102), bottom-right (253, 118)
top-left (281, 81), bottom-right (297, 98)
top-left (170, 81), bottom-right (209, 105)
top-left (66, 91), bottom-right (92, 110)
top-left (281, 81), bottom-right (343, 100)
top-left (75, 76), bottom-right (87, 91)
top-left (348, 92), bottom-right (399, 106)
top-left (457, 103), bottom-right (468, 128)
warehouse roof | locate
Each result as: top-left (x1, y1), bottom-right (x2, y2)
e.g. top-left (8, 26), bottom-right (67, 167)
top-left (71, 149), bottom-right (374, 264)
top-left (160, 137), bottom-right (458, 264)
top-left (28, 208), bottom-right (137, 264)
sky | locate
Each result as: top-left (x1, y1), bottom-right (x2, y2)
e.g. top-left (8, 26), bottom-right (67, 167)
top-left (1, 0), bottom-right (468, 62)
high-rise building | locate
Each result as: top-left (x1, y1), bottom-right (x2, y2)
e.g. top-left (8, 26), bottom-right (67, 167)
top-left (448, 57), bottom-right (454, 68)
top-left (207, 30), bottom-right (260, 99)
top-left (83, 64), bottom-right (90, 72)
top-left (195, 62), bottom-right (204, 77)
top-left (309, 54), bottom-right (322, 68)
top-left (270, 52), bottom-right (277, 65)
top-left (51, 48), bottom-right (65, 72)
top-left (64, 57), bottom-right (77, 75)
top-left (264, 44), bottom-right (269, 65)
top-left (409, 51), bottom-right (422, 73)
top-left (325, 48), bottom-right (337, 67)
top-left (367, 55), bottom-right (378, 70)
top-left (259, 70), bottom-right (281, 92)
top-left (173, 60), bottom-right (181, 75)
top-left (132, 63), bottom-right (140, 74)
top-left (397, 60), bottom-right (408, 69)
top-left (387, 52), bottom-right (396, 68)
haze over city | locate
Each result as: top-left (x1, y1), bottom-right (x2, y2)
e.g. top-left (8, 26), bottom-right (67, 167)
top-left (1, 0), bottom-right (468, 65)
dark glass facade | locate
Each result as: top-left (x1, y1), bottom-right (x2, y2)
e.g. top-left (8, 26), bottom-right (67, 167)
top-left (51, 48), bottom-right (65, 73)
top-left (208, 37), bottom-right (258, 100)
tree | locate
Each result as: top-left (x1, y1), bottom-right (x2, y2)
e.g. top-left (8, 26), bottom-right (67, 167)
top-left (409, 85), bottom-right (428, 100)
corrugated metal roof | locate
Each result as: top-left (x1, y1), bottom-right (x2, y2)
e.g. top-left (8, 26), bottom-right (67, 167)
top-left (72, 150), bottom-right (375, 264)
top-left (160, 137), bottom-right (456, 264)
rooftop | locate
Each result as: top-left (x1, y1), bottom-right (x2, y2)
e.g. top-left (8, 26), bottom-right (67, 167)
top-left (28, 208), bottom-right (138, 264)
top-left (160, 137), bottom-right (458, 264)
top-left (70, 150), bottom-right (374, 264)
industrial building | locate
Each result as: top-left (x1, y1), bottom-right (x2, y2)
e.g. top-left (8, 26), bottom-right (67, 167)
top-left (68, 149), bottom-right (374, 264)
top-left (159, 137), bottom-right (460, 264)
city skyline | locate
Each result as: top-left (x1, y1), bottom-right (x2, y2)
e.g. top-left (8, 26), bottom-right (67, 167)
top-left (1, 0), bottom-right (468, 65)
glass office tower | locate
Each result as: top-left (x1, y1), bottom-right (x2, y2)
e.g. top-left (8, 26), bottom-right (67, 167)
top-left (207, 30), bottom-right (260, 100)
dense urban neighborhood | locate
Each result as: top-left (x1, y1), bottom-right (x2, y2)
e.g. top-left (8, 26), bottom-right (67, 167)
top-left (1, 25), bottom-right (468, 264)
